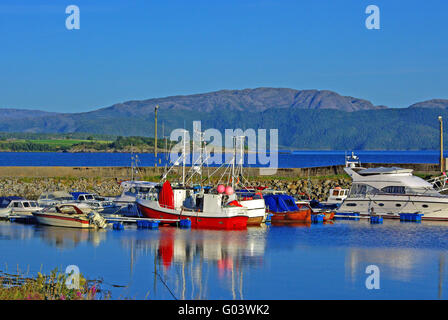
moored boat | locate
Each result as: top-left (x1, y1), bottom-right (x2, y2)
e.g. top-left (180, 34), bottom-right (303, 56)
top-left (32, 204), bottom-right (108, 229)
top-left (0, 197), bottom-right (44, 218)
top-left (37, 191), bottom-right (75, 207)
top-left (137, 181), bottom-right (249, 229)
top-left (264, 194), bottom-right (311, 223)
top-left (235, 189), bottom-right (266, 225)
top-left (70, 192), bottom-right (120, 214)
top-left (338, 153), bottom-right (448, 221)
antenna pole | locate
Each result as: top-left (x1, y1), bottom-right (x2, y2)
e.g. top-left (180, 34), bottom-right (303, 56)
top-left (182, 130), bottom-right (186, 186)
top-left (154, 105), bottom-right (159, 167)
top-left (439, 116), bottom-right (444, 173)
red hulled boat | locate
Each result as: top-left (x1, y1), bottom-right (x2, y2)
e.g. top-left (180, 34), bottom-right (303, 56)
top-left (137, 181), bottom-right (249, 230)
top-left (264, 194), bottom-right (312, 223)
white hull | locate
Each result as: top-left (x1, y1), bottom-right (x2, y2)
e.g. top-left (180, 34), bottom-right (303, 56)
top-left (239, 199), bottom-right (266, 222)
top-left (33, 213), bottom-right (93, 228)
top-left (0, 208), bottom-right (10, 218)
top-left (9, 208), bottom-right (42, 216)
top-left (339, 194), bottom-right (448, 220)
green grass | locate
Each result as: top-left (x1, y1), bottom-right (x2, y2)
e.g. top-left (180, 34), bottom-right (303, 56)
top-left (0, 138), bottom-right (113, 152)
top-left (26, 139), bottom-right (111, 146)
top-left (0, 267), bottom-right (109, 300)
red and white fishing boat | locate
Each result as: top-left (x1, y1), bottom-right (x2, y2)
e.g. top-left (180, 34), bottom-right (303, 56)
top-left (32, 204), bottom-right (108, 229)
top-left (137, 181), bottom-right (249, 229)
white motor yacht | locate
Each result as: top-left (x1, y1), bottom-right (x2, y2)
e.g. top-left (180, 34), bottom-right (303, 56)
top-left (338, 156), bottom-right (448, 221)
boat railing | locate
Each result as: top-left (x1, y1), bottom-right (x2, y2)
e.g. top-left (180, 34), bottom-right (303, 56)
top-left (349, 189), bottom-right (447, 199)
top-left (427, 175), bottom-right (448, 192)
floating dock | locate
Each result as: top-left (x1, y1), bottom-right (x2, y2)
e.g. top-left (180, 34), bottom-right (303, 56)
top-left (399, 213), bottom-right (423, 222)
top-left (334, 212), bottom-right (363, 220)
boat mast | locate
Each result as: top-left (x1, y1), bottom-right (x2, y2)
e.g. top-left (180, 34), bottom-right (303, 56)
top-left (131, 145), bottom-right (134, 181)
top-left (231, 135), bottom-right (245, 189)
top-left (182, 129), bottom-right (186, 186)
top-left (231, 136), bottom-right (236, 189)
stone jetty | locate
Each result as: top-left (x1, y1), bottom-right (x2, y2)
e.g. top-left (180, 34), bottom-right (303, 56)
top-left (0, 176), bottom-right (351, 201)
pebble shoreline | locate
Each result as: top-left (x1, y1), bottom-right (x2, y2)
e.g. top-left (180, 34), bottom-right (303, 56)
top-left (0, 177), bottom-right (352, 201)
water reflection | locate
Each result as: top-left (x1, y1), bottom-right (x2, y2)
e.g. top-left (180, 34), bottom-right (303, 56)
top-left (33, 225), bottom-right (107, 249)
top-left (121, 226), bottom-right (268, 299)
top-left (345, 248), bottom-right (427, 282)
top-left (0, 221), bottom-right (34, 241)
top-left (2, 219), bottom-right (448, 299)
top-left (345, 246), bottom-right (447, 299)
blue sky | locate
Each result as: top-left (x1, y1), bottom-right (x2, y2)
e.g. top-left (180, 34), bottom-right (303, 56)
top-left (0, 0), bottom-right (447, 112)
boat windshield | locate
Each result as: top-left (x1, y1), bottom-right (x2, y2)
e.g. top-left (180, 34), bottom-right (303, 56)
top-left (57, 197), bottom-right (74, 201)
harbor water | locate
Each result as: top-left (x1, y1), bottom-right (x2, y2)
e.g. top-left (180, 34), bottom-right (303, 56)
top-left (1, 219), bottom-right (448, 300)
top-left (0, 150), bottom-right (447, 167)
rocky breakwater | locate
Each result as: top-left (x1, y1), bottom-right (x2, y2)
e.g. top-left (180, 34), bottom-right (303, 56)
top-left (0, 176), bottom-right (352, 201)
top-left (244, 177), bottom-right (352, 201)
top-left (0, 178), bottom-right (123, 200)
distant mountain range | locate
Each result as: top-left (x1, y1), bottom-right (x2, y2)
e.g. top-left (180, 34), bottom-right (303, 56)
top-left (1, 88), bottom-right (448, 150)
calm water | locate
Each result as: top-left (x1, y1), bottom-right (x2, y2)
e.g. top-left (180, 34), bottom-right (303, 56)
top-left (0, 150), bottom-right (447, 167)
top-left (1, 220), bottom-right (448, 300)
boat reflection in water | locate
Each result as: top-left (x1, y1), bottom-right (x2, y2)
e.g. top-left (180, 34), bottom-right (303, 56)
top-left (121, 225), bottom-right (268, 300)
top-left (345, 247), bottom-right (446, 299)
top-left (33, 225), bottom-right (107, 249)
top-left (0, 221), bottom-right (35, 241)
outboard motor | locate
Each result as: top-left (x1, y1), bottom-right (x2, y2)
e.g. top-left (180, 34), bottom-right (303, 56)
top-left (88, 212), bottom-right (108, 229)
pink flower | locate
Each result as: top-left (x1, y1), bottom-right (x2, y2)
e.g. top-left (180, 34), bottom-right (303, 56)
top-left (89, 285), bottom-right (97, 298)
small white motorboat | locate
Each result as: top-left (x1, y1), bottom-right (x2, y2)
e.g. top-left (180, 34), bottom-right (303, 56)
top-left (32, 204), bottom-right (108, 229)
top-left (70, 192), bottom-right (120, 214)
top-left (0, 197), bottom-right (44, 218)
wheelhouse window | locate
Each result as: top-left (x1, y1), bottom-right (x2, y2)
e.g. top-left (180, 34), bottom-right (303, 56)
top-left (349, 184), bottom-right (379, 197)
top-left (381, 186), bottom-right (406, 194)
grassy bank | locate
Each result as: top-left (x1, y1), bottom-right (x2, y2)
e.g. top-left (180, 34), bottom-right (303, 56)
top-left (0, 135), bottom-right (165, 153)
top-left (0, 268), bottom-right (108, 300)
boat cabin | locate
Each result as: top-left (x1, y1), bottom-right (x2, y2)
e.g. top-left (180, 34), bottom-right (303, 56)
top-left (344, 166), bottom-right (440, 197)
top-left (0, 197), bottom-right (42, 214)
top-left (326, 188), bottom-right (349, 204)
top-left (0, 196), bottom-right (23, 208)
top-left (71, 192), bottom-right (97, 202)
top-left (38, 191), bottom-right (74, 206)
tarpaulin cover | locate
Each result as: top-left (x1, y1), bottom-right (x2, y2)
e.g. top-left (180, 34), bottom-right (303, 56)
top-left (0, 196), bottom-right (23, 208)
top-left (264, 194), bottom-right (298, 212)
